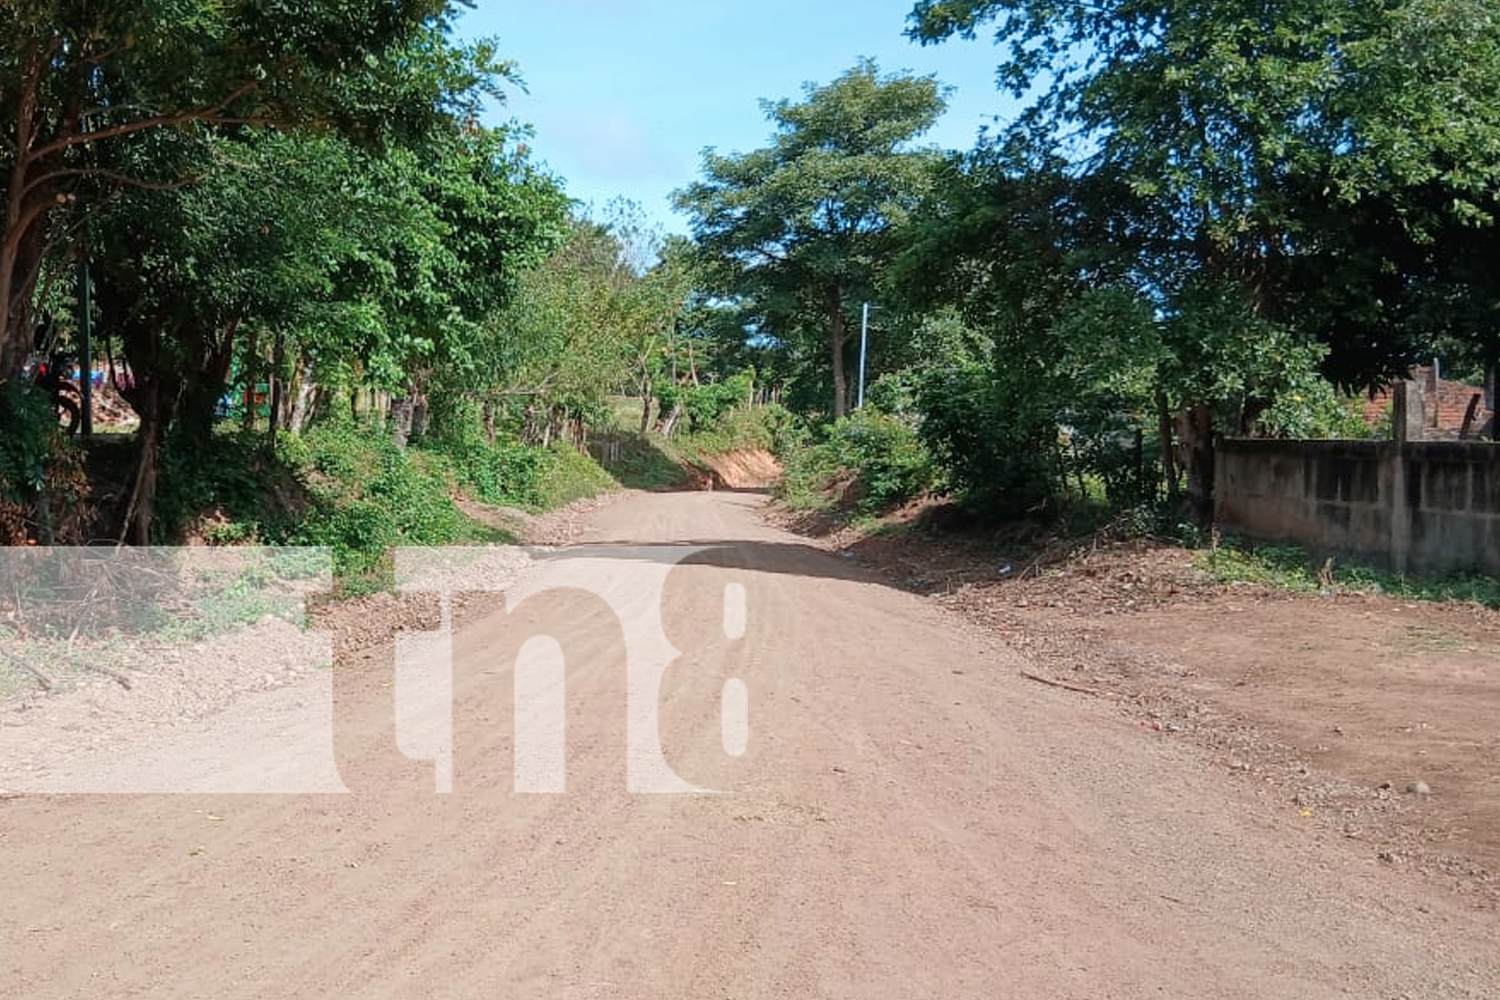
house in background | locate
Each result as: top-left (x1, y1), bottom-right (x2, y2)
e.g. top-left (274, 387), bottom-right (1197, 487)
top-left (1362, 365), bottom-right (1495, 440)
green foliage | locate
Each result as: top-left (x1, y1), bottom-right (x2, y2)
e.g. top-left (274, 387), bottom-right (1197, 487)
top-left (0, 1), bottom-right (465, 380)
top-left (777, 443), bottom-right (843, 513)
top-left (779, 409), bottom-right (937, 515)
top-left (5, 7), bottom-right (573, 544)
top-left (907, 0), bottom-right (1500, 389)
top-left (439, 432), bottom-right (549, 509)
top-left (479, 210), bottom-right (686, 443)
top-left (680, 402), bottom-right (792, 456)
top-left (0, 383), bottom-right (60, 497)
top-left (912, 357), bottom-right (1058, 515)
top-left (887, 146), bottom-right (1389, 516)
top-left (424, 410), bottom-right (616, 513)
top-left (658, 371), bottom-right (757, 435)
top-left (0, 382), bottom-right (88, 543)
top-left (293, 423), bottom-right (468, 559)
top-left (1257, 381), bottom-right (1376, 440)
top-left (1199, 539), bottom-right (1500, 608)
top-left (155, 431), bottom-right (291, 544)
top-left (675, 59), bottom-right (948, 417)
top-left (530, 445), bottom-right (617, 511)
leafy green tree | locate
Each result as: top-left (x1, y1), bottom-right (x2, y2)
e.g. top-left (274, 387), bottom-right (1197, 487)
top-left (70, 27), bottom-right (566, 540)
top-left (486, 216), bottom-right (649, 445)
top-left (0, 1), bottom-right (466, 382)
top-left (675, 59), bottom-right (947, 418)
top-left (909, 0), bottom-right (1500, 374)
top-left (908, 0), bottom-right (1500, 512)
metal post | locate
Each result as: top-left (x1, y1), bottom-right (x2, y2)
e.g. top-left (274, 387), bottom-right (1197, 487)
top-left (857, 302), bottom-right (870, 409)
top-left (78, 260), bottom-right (93, 441)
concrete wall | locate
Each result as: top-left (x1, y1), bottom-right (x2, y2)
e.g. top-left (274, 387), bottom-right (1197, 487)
top-left (1215, 438), bottom-right (1500, 577)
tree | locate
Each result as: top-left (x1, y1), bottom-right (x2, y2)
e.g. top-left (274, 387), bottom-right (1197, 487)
top-left (486, 214), bottom-right (658, 446)
top-left (64, 23), bottom-right (566, 541)
top-left (908, 0), bottom-right (1500, 512)
top-left (0, 0), bottom-right (461, 383)
top-left (910, 0), bottom-right (1500, 372)
top-left (674, 59), bottom-right (947, 418)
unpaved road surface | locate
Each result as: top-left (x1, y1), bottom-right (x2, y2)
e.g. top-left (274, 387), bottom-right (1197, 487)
top-left (3, 491), bottom-right (1499, 998)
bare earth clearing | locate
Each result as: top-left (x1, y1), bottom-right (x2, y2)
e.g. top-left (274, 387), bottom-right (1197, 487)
top-left (810, 510), bottom-right (1500, 904)
top-left (2, 490), bottom-right (1498, 998)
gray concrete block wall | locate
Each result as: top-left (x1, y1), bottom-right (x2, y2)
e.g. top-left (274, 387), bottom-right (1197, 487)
top-left (1215, 439), bottom-right (1500, 577)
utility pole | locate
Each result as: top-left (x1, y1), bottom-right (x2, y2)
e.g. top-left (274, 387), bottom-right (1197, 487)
top-left (857, 302), bottom-right (871, 409)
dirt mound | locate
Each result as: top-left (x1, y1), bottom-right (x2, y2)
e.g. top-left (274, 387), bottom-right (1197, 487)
top-left (696, 448), bottom-right (782, 489)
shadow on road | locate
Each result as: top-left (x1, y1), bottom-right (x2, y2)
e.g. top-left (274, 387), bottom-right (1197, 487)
top-left (534, 539), bottom-right (889, 588)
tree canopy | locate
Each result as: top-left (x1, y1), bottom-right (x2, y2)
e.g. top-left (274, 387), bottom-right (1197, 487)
top-left (0, 0), bottom-right (470, 381)
top-left (898, 0), bottom-right (1500, 513)
top-left (674, 59), bottom-right (947, 417)
top-left (907, 0), bottom-right (1500, 385)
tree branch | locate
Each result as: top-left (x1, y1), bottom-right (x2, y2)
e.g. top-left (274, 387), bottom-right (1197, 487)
top-left (23, 167), bottom-right (206, 199)
top-left (3, 196), bottom-right (54, 260)
top-left (28, 80), bottom-right (262, 161)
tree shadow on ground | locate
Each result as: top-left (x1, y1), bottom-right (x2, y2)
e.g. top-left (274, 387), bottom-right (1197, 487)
top-left (592, 433), bottom-right (694, 491)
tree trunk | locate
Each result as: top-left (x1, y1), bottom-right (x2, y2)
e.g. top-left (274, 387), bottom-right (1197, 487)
top-left (287, 354), bottom-right (316, 434)
top-left (123, 381), bottom-right (166, 545)
top-left (411, 393), bottom-right (429, 440)
top-left (522, 404), bottom-right (543, 446)
top-left (1156, 389), bottom-right (1179, 506)
top-left (482, 399), bottom-right (497, 444)
top-left (268, 330), bottom-right (286, 444)
top-left (659, 402), bottom-right (683, 439)
top-left (0, 44), bottom-right (55, 383)
top-left (827, 281), bottom-right (848, 418)
top-left (1177, 403), bottom-right (1216, 524)
top-left (639, 391), bottom-right (652, 435)
top-left (176, 321), bottom-right (238, 448)
top-left (241, 327), bottom-right (260, 432)
top-left (391, 395), bottom-right (414, 449)
top-left (0, 37), bottom-right (93, 386)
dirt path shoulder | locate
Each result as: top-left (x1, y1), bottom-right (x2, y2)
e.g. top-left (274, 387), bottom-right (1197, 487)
top-left (777, 505), bottom-right (1500, 906)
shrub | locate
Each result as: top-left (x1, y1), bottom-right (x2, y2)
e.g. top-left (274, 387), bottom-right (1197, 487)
top-left (678, 402), bottom-right (793, 456)
top-left (658, 371), bottom-right (757, 434)
top-left (913, 359), bottom-right (1057, 516)
top-left (0, 382), bottom-right (89, 543)
top-left (443, 434), bottom-right (548, 509)
top-left (531, 443), bottom-right (616, 509)
top-left (287, 421), bottom-right (472, 580)
top-left (778, 409), bottom-right (937, 515)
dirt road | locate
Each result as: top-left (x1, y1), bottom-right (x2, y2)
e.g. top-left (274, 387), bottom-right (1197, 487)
top-left (3, 491), bottom-right (1498, 998)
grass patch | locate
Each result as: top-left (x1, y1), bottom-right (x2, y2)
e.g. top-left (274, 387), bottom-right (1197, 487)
top-left (532, 444), bottom-right (617, 509)
top-left (1197, 538), bottom-right (1500, 607)
top-left (436, 431), bottom-right (616, 513)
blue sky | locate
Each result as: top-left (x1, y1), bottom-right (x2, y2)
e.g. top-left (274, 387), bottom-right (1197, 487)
top-left (455, 1), bottom-right (1019, 233)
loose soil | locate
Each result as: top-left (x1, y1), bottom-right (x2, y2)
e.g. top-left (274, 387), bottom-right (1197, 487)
top-left (0, 492), bottom-right (617, 791)
top-left (2, 490), bottom-right (1498, 998)
top-left (780, 501), bottom-right (1500, 906)
top-left (697, 448), bottom-right (782, 490)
